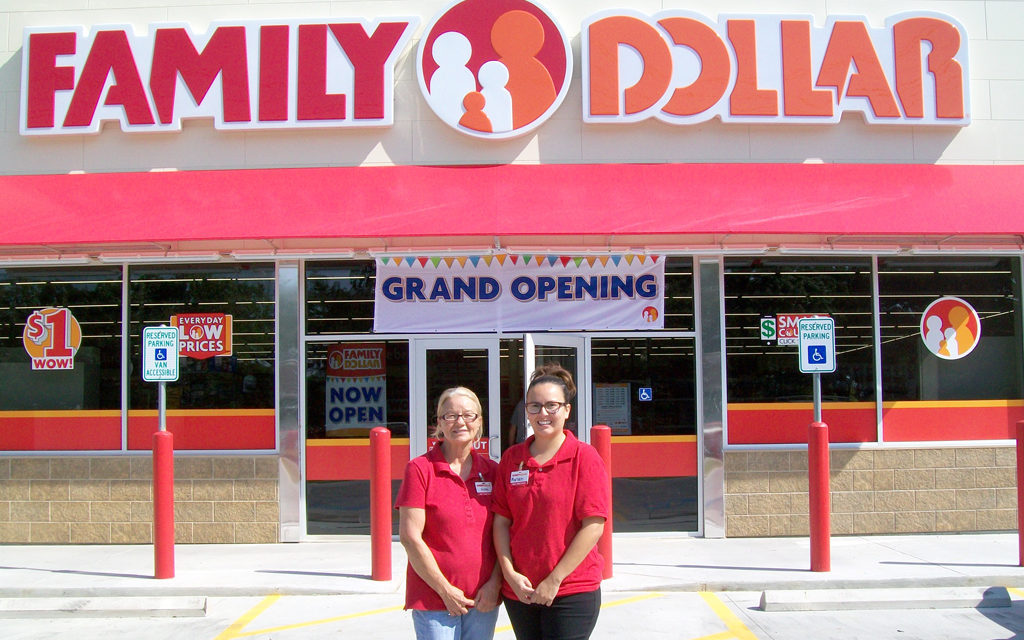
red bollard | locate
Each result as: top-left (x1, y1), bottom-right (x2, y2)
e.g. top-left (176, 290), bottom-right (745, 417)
top-left (808, 421), bottom-right (831, 572)
top-left (591, 424), bottom-right (613, 579)
top-left (153, 430), bottom-right (175, 579)
top-left (1017, 421), bottom-right (1024, 567)
top-left (370, 426), bottom-right (392, 581)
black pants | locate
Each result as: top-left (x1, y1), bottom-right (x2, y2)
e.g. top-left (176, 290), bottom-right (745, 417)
top-left (503, 589), bottom-right (601, 640)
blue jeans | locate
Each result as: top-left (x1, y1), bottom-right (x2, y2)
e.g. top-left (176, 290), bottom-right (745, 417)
top-left (411, 607), bottom-right (500, 640)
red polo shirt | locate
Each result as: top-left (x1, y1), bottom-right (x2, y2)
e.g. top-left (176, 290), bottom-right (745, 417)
top-left (491, 431), bottom-right (610, 599)
top-left (395, 447), bottom-right (499, 610)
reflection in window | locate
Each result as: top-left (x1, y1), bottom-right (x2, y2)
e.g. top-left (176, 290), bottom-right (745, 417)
top-left (591, 337), bottom-right (698, 533)
top-left (664, 257), bottom-right (695, 331)
top-left (128, 263), bottom-right (275, 410)
top-left (0, 267), bottom-right (122, 410)
top-left (878, 257), bottom-right (1023, 401)
top-left (591, 337), bottom-right (696, 436)
top-left (305, 261), bottom-right (375, 335)
top-left (724, 257), bottom-right (875, 403)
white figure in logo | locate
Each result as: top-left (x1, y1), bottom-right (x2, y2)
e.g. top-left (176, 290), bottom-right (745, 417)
top-left (478, 60), bottom-right (513, 133)
top-left (924, 314), bottom-right (944, 354)
top-left (941, 327), bottom-right (960, 357)
top-left (428, 31), bottom-right (476, 127)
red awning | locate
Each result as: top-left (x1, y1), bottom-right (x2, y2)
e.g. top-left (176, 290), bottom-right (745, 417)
top-left (0, 163), bottom-right (1021, 247)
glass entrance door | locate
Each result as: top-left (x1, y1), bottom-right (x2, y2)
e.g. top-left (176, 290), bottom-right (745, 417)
top-left (413, 339), bottom-right (501, 461)
top-left (524, 334), bottom-right (588, 441)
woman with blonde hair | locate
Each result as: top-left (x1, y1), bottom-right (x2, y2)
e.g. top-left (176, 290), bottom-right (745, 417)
top-left (397, 386), bottom-right (502, 640)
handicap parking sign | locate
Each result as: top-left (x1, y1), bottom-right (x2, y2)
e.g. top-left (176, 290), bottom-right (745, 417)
top-left (798, 317), bottom-right (836, 373)
top-left (155, 348), bottom-right (167, 361)
top-left (807, 344), bottom-right (826, 364)
top-left (638, 387), bottom-right (653, 401)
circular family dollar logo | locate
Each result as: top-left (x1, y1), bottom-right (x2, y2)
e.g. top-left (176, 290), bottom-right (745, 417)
top-left (417, 0), bottom-right (572, 139)
top-left (920, 296), bottom-right (981, 360)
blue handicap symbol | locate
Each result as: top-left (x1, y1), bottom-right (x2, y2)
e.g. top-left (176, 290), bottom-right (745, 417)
top-left (155, 348), bottom-right (166, 361)
top-left (638, 387), bottom-right (653, 401)
top-left (808, 345), bottom-right (826, 364)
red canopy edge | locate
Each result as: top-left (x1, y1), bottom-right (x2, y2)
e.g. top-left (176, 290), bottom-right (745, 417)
top-left (0, 163), bottom-right (1021, 247)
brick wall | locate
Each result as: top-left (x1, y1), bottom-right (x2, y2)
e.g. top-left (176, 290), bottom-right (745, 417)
top-left (725, 447), bottom-right (1017, 537)
top-left (0, 455), bottom-right (280, 544)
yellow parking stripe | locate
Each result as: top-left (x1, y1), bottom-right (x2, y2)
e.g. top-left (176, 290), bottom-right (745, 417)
top-left (1008, 587), bottom-right (1024, 598)
top-left (212, 594), bottom-right (281, 640)
top-left (694, 592), bottom-right (759, 640)
top-left (233, 605), bottom-right (404, 637)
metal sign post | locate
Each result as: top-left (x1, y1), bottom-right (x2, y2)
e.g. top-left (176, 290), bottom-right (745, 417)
top-left (142, 326), bottom-right (179, 579)
top-left (798, 317), bottom-right (836, 572)
top-left (798, 317), bottom-right (836, 419)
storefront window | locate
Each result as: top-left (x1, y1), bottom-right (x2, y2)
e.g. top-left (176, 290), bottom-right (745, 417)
top-left (0, 266), bottom-right (122, 451)
top-left (663, 257), bottom-right (695, 331)
top-left (878, 256), bottom-right (1023, 400)
top-left (877, 256), bottom-right (1023, 442)
top-left (591, 337), bottom-right (697, 532)
top-left (305, 340), bottom-right (410, 438)
top-left (127, 263), bottom-right (276, 450)
top-left (305, 261), bottom-right (375, 335)
top-left (305, 339), bottom-right (408, 535)
top-left (723, 257), bottom-right (876, 443)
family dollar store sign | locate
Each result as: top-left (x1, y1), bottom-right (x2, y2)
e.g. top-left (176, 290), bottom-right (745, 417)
top-left (325, 343), bottom-right (387, 436)
top-left (171, 314), bottom-right (232, 359)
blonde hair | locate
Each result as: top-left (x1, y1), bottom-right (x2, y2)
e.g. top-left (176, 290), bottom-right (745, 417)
top-left (433, 386), bottom-right (484, 441)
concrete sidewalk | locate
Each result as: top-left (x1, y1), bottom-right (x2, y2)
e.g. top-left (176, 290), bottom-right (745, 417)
top-left (1, 532), bottom-right (1023, 599)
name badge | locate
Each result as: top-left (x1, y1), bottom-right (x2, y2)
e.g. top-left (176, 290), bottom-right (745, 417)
top-left (510, 470), bottom-right (529, 486)
top-left (475, 481), bottom-right (492, 494)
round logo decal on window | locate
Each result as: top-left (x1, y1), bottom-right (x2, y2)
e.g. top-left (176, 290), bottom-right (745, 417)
top-left (417, 0), bottom-right (572, 139)
top-left (919, 296), bottom-right (981, 360)
top-left (22, 307), bottom-right (82, 370)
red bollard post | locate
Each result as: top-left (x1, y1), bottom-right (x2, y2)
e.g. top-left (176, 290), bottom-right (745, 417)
top-left (591, 424), bottom-right (613, 579)
top-left (370, 426), bottom-right (392, 581)
top-left (153, 430), bottom-right (175, 579)
top-left (1016, 421), bottom-right (1024, 567)
top-left (808, 421), bottom-right (831, 572)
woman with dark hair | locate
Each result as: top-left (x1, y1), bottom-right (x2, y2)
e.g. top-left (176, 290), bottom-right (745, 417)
top-left (397, 386), bottom-right (502, 640)
top-left (491, 364), bottom-right (610, 640)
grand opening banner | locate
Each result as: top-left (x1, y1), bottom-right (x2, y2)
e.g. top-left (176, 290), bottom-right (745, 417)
top-left (373, 254), bottom-right (665, 332)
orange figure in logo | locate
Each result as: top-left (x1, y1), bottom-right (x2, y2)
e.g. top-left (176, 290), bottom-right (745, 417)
top-left (491, 10), bottom-right (556, 129)
top-left (459, 91), bottom-right (493, 132)
top-left (947, 305), bottom-right (976, 352)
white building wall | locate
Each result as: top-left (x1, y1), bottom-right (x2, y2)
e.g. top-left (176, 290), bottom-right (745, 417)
top-left (1, 0), bottom-right (1022, 175)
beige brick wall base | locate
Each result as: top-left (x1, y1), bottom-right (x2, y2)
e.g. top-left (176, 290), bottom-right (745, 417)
top-left (0, 455), bottom-right (280, 544)
top-left (725, 447), bottom-right (1017, 537)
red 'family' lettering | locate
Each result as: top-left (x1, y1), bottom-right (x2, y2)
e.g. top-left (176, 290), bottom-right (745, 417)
top-left (22, 19), bottom-right (418, 134)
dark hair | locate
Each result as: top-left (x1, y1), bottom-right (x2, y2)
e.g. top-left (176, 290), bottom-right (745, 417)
top-left (527, 362), bottom-right (576, 402)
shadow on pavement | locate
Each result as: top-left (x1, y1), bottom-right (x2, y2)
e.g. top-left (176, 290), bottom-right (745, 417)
top-left (257, 569), bottom-right (372, 580)
top-left (615, 562), bottom-right (801, 573)
top-left (978, 599), bottom-right (1024, 640)
top-left (0, 565), bottom-right (150, 579)
top-left (881, 560), bottom-right (1021, 568)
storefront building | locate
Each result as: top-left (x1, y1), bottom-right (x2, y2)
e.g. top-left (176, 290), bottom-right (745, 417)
top-left (0, 0), bottom-right (1022, 544)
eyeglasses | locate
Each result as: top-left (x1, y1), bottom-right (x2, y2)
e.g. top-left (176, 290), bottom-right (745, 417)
top-left (525, 401), bottom-right (568, 414)
top-left (439, 412), bottom-right (479, 424)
